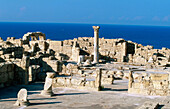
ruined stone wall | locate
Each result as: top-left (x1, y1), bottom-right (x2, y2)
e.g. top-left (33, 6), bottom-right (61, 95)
top-left (29, 65), bottom-right (41, 82)
top-left (42, 57), bottom-right (62, 73)
top-left (0, 46), bottom-right (23, 60)
top-left (48, 40), bottom-right (72, 60)
top-left (14, 55), bottom-right (30, 85)
top-left (53, 68), bottom-right (102, 91)
top-left (133, 45), bottom-right (170, 66)
top-left (0, 62), bottom-right (14, 88)
top-left (52, 37), bottom-right (136, 62)
top-left (6, 37), bottom-right (23, 46)
top-left (128, 72), bottom-right (170, 96)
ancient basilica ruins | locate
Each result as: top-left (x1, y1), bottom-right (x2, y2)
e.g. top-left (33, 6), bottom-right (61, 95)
top-left (0, 26), bottom-right (170, 108)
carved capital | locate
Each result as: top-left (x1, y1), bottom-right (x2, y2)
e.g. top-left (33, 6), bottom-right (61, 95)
top-left (93, 26), bottom-right (100, 32)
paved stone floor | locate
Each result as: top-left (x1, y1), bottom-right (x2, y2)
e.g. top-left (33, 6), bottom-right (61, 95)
top-left (0, 80), bottom-right (169, 109)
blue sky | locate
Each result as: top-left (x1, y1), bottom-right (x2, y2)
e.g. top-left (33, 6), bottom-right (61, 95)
top-left (0, 0), bottom-right (170, 26)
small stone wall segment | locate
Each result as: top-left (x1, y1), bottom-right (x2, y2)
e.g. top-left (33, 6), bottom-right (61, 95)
top-left (128, 71), bottom-right (170, 96)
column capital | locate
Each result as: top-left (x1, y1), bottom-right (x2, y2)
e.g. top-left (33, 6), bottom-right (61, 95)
top-left (92, 26), bottom-right (100, 31)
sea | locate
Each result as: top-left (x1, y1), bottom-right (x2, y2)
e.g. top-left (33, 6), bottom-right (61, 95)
top-left (0, 22), bottom-right (169, 49)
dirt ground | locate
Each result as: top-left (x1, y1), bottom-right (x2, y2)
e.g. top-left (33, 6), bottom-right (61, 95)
top-left (0, 80), bottom-right (169, 109)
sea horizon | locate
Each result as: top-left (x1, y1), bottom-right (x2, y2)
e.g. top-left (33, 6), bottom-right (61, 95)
top-left (1, 21), bottom-right (170, 27)
top-left (0, 22), bottom-right (169, 49)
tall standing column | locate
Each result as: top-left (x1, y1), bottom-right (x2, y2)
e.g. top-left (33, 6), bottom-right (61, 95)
top-left (93, 26), bottom-right (100, 64)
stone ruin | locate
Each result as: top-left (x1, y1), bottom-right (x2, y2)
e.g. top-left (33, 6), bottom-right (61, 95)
top-left (128, 70), bottom-right (170, 96)
top-left (14, 88), bottom-right (30, 106)
top-left (0, 27), bottom-right (169, 97)
top-left (41, 72), bottom-right (56, 97)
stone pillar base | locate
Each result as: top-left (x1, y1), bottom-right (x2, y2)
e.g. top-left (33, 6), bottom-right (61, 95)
top-left (92, 61), bottom-right (98, 65)
top-left (41, 90), bottom-right (54, 97)
top-left (14, 100), bottom-right (30, 106)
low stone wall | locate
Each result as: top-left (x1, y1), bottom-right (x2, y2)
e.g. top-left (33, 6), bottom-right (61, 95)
top-left (101, 74), bottom-right (114, 85)
top-left (42, 57), bottom-right (62, 72)
top-left (128, 71), bottom-right (170, 96)
top-left (0, 62), bottom-right (14, 88)
top-left (53, 76), bottom-right (100, 91)
top-left (53, 69), bottom-right (102, 91)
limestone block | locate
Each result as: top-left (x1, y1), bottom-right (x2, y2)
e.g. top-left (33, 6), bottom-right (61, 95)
top-left (65, 78), bottom-right (71, 86)
top-left (101, 75), bottom-right (114, 85)
top-left (150, 73), bottom-right (169, 81)
top-left (56, 78), bottom-right (66, 86)
top-left (71, 78), bottom-right (82, 86)
top-left (133, 82), bottom-right (141, 89)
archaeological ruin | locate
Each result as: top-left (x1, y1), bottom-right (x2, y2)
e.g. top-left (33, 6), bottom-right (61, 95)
top-left (0, 26), bottom-right (170, 108)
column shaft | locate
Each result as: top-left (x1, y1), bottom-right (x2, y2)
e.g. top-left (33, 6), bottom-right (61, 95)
top-left (93, 26), bottom-right (100, 64)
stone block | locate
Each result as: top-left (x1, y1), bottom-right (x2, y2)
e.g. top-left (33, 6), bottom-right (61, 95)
top-left (132, 82), bottom-right (140, 89)
top-left (150, 73), bottom-right (169, 81)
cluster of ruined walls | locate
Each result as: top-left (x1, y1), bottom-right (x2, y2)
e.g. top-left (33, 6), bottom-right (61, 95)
top-left (47, 37), bottom-right (136, 62)
top-left (133, 45), bottom-right (170, 66)
top-left (128, 72), bottom-right (170, 96)
top-left (0, 31), bottom-right (169, 88)
top-left (46, 36), bottom-right (169, 67)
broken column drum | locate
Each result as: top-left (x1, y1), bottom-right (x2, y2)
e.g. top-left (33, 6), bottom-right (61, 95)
top-left (14, 88), bottom-right (30, 106)
top-left (41, 72), bottom-right (56, 97)
top-left (93, 26), bottom-right (100, 64)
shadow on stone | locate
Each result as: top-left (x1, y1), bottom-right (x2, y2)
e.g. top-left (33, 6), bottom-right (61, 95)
top-left (101, 88), bottom-right (128, 92)
top-left (54, 92), bottom-right (89, 96)
top-left (158, 105), bottom-right (164, 109)
top-left (29, 98), bottom-right (56, 101)
top-left (0, 82), bottom-right (44, 100)
top-left (30, 101), bottom-right (61, 106)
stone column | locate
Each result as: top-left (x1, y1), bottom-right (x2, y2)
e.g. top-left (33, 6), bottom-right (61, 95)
top-left (93, 26), bottom-right (100, 64)
top-left (95, 68), bottom-right (102, 91)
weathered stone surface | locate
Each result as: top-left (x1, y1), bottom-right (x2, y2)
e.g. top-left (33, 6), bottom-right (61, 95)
top-left (0, 29), bottom-right (169, 98)
top-left (137, 101), bottom-right (159, 109)
top-left (41, 72), bottom-right (56, 97)
top-left (14, 88), bottom-right (30, 106)
top-left (93, 26), bottom-right (100, 64)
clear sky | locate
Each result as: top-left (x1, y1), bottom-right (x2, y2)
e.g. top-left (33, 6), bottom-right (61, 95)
top-left (0, 0), bottom-right (170, 26)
